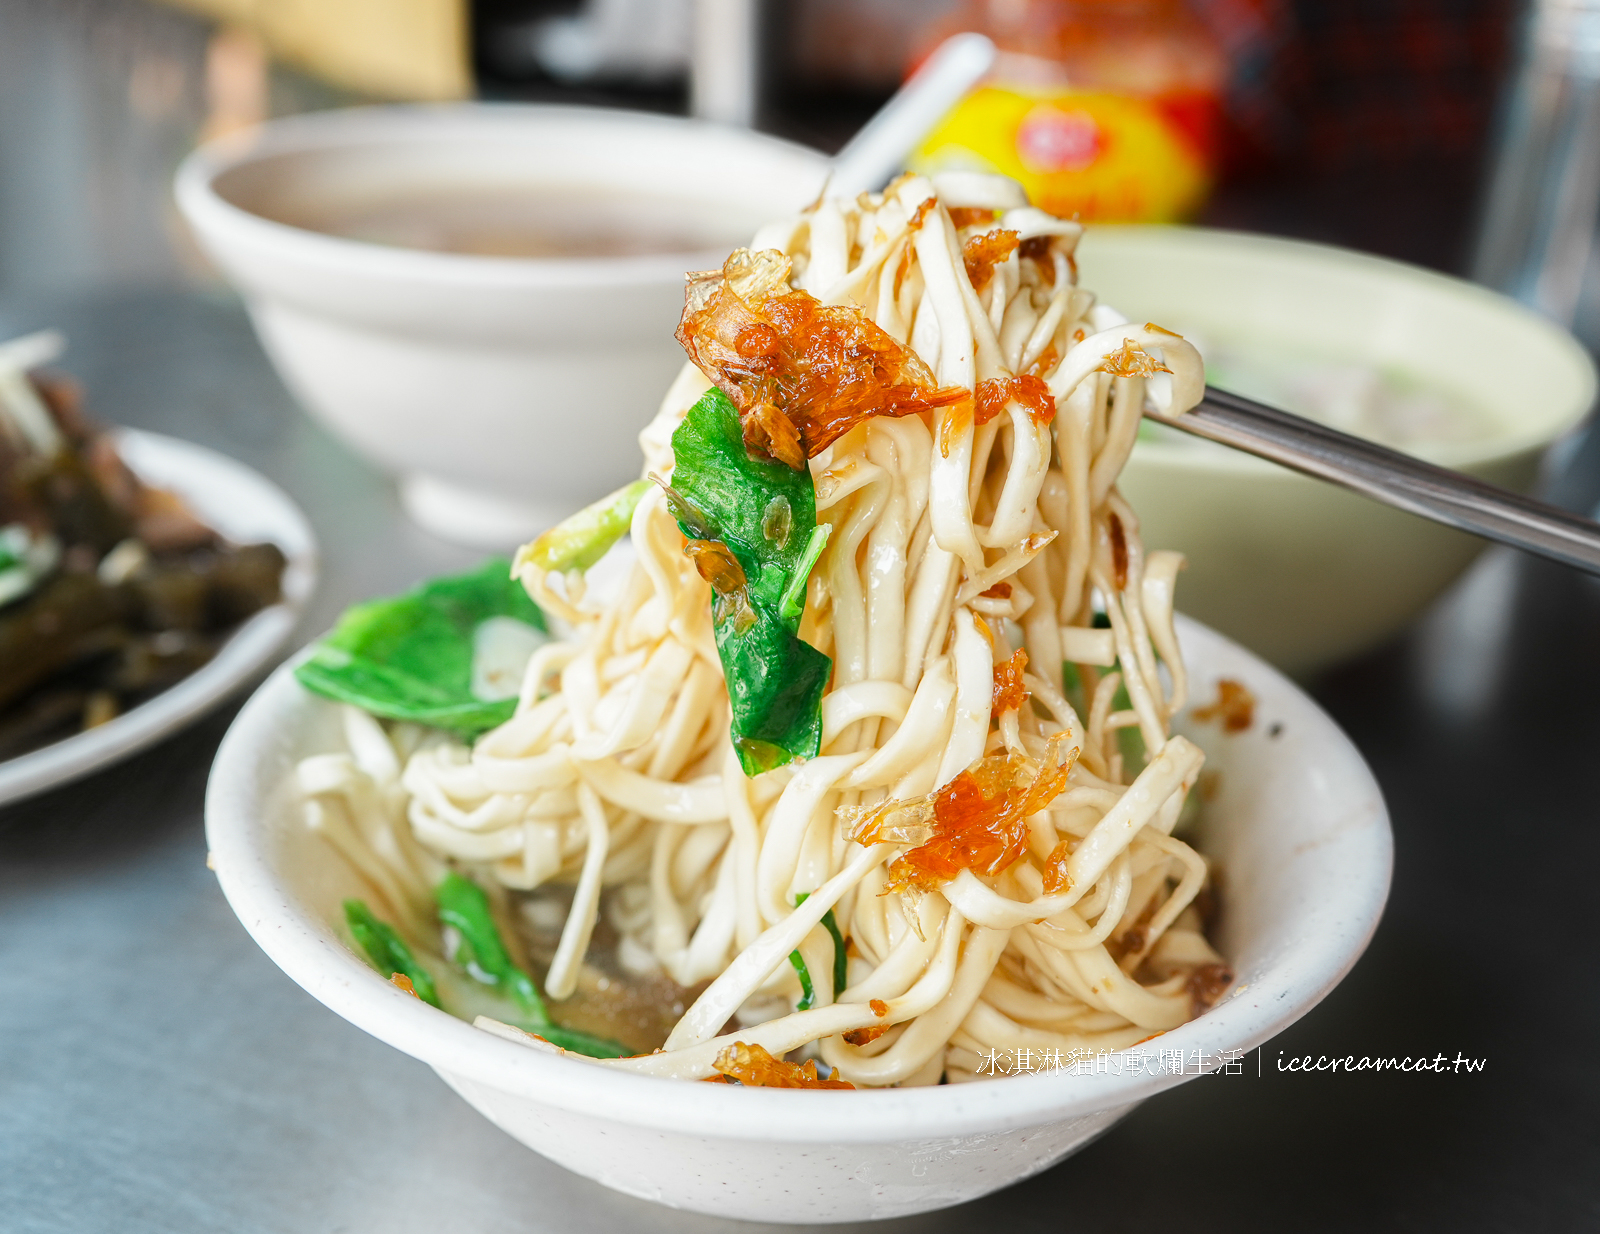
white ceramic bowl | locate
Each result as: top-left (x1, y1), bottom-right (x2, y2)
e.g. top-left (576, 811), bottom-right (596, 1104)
top-left (1077, 226), bottom-right (1597, 676)
top-left (175, 105), bottom-right (829, 547)
top-left (205, 614), bottom-right (1391, 1224)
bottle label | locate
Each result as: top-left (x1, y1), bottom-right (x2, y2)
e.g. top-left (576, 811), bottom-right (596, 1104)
top-left (910, 84), bottom-right (1219, 222)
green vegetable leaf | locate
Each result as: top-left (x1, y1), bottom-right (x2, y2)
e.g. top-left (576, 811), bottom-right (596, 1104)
top-left (1112, 663), bottom-right (1147, 770)
top-left (821, 907), bottom-right (848, 999)
top-left (523, 1024), bottom-right (632, 1058)
top-left (670, 389), bottom-right (818, 614)
top-left (434, 872), bottom-right (629, 1059)
top-left (343, 899), bottom-right (442, 1008)
top-left (789, 949), bottom-right (818, 1011)
top-left (779, 524), bottom-right (831, 628)
top-left (713, 600), bottom-right (831, 775)
top-left (790, 892), bottom-right (847, 1007)
top-left (295, 559), bottom-right (545, 736)
top-left (436, 871), bottom-right (547, 1020)
top-left (667, 391), bottom-right (832, 775)
top-left (517, 479), bottom-right (650, 574)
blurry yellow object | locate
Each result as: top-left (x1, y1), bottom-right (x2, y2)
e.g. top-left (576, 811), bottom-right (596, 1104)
top-left (156, 0), bottom-right (470, 101)
top-left (913, 84), bottom-right (1211, 223)
top-left (906, 1), bottom-right (1225, 223)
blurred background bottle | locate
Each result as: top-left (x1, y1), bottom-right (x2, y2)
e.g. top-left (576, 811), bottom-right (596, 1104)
top-left (1472, 0), bottom-right (1600, 338)
top-left (906, 0), bottom-right (1227, 222)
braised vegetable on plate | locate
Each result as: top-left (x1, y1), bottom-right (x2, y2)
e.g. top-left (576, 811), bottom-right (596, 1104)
top-left (0, 333), bottom-right (286, 757)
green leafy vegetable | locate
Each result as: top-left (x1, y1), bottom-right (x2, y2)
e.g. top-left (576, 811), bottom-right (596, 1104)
top-left (670, 390), bottom-right (818, 611)
top-left (667, 390), bottom-right (832, 775)
top-left (1112, 667), bottom-right (1147, 770)
top-left (344, 899), bottom-right (442, 1008)
top-left (822, 907), bottom-right (848, 999)
top-left (1062, 659), bottom-right (1147, 770)
top-left (434, 872), bottom-right (628, 1059)
top-left (517, 479), bottom-right (650, 574)
top-left (789, 949), bottom-right (818, 1011)
top-left (779, 525), bottom-right (831, 626)
top-left (789, 892), bottom-right (847, 1010)
top-left (436, 871), bottom-right (546, 1017)
top-left (295, 559), bottom-right (545, 735)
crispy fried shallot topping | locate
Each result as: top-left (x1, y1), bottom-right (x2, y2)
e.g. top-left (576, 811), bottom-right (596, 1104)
top-left (962, 229), bottom-right (1020, 291)
top-left (649, 473), bottom-right (716, 540)
top-left (844, 739), bottom-right (1075, 894)
top-left (677, 249), bottom-right (970, 470)
top-left (1027, 345), bottom-right (1060, 379)
top-left (992, 646), bottom-right (1030, 713)
top-left (712, 1041), bottom-right (856, 1089)
top-left (935, 396), bottom-right (976, 459)
top-left (1101, 339), bottom-right (1172, 380)
top-left (1109, 511), bottom-right (1129, 590)
top-left (1041, 837), bottom-right (1076, 895)
top-left (948, 206), bottom-right (998, 229)
top-left (1187, 963), bottom-right (1235, 1013)
top-left (992, 648), bottom-right (1029, 714)
top-left (981, 582), bottom-right (1012, 599)
top-left (1019, 234), bottom-right (1056, 285)
top-left (683, 539), bottom-right (756, 633)
top-left (844, 997), bottom-right (893, 1046)
top-left (975, 374), bottom-right (1056, 427)
top-left (1193, 679), bottom-right (1255, 733)
top-left (742, 399), bottom-right (807, 470)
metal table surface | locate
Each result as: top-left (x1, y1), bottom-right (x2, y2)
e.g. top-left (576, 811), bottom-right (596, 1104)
top-left (1, 287), bottom-right (1596, 1234)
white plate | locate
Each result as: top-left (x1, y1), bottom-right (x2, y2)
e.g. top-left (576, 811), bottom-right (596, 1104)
top-left (0, 428), bottom-right (317, 806)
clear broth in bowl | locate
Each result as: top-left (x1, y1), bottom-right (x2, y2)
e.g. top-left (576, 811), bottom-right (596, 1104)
top-left (271, 187), bottom-right (756, 260)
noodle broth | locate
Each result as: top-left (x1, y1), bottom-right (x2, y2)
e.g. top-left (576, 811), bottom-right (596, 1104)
top-left (261, 186), bottom-right (762, 261)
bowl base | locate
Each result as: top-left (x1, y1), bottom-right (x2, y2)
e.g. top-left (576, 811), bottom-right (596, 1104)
top-left (400, 474), bottom-right (568, 549)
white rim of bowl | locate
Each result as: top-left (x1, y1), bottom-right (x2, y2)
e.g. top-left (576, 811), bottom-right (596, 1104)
top-left (173, 103), bottom-right (831, 290)
top-left (205, 615), bottom-right (1392, 1143)
top-left (1084, 225), bottom-right (1598, 473)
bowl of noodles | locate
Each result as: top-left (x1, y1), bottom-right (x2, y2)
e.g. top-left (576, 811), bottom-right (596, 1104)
top-left (206, 176), bottom-right (1392, 1222)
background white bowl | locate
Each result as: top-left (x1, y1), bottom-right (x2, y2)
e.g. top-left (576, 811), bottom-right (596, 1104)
top-left (1078, 226), bottom-right (1597, 676)
top-left (204, 614), bottom-right (1392, 1224)
top-left (175, 104), bottom-right (829, 547)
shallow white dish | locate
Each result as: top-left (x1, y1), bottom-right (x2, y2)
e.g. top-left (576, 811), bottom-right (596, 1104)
top-left (205, 612), bottom-right (1390, 1224)
top-left (0, 429), bottom-right (317, 807)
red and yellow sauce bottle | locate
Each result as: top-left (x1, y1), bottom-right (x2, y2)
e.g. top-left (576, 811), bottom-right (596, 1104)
top-left (909, 0), bottom-right (1226, 223)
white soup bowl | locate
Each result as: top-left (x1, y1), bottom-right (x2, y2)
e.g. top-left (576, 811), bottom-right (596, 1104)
top-left (205, 615), bottom-right (1392, 1223)
top-left (176, 104), bottom-right (829, 547)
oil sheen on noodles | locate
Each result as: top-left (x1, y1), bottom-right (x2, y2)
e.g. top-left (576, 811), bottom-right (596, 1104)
top-left (298, 173), bottom-right (1229, 1087)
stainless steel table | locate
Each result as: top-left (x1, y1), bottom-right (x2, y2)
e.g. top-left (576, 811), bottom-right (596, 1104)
top-left (2, 288), bottom-right (1597, 1233)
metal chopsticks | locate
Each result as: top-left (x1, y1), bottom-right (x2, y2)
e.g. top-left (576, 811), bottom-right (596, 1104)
top-left (1144, 386), bottom-right (1600, 578)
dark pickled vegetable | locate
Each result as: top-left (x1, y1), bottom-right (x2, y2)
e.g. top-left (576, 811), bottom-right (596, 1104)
top-left (0, 573), bottom-right (132, 712)
top-left (0, 362), bottom-right (288, 757)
